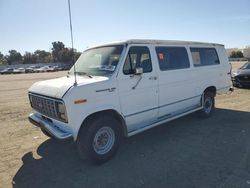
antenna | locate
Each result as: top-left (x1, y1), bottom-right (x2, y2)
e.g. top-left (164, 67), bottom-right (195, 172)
top-left (67, 0), bottom-right (77, 86)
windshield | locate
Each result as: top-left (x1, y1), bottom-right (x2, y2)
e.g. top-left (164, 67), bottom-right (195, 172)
top-left (241, 62), bottom-right (250, 70)
top-left (69, 45), bottom-right (124, 77)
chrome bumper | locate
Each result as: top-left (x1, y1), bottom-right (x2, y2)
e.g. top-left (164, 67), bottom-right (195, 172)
top-left (28, 113), bottom-right (73, 140)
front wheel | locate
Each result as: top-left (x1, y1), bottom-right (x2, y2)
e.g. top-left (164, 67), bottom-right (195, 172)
top-left (198, 91), bottom-right (215, 118)
top-left (77, 116), bottom-right (122, 164)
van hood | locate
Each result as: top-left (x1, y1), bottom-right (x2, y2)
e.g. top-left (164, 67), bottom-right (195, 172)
top-left (28, 75), bottom-right (109, 98)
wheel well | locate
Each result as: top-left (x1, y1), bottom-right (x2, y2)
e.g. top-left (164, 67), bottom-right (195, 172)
top-left (204, 86), bottom-right (216, 97)
top-left (79, 110), bottom-right (127, 138)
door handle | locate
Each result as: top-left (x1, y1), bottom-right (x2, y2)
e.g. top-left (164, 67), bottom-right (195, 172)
top-left (149, 76), bottom-right (157, 80)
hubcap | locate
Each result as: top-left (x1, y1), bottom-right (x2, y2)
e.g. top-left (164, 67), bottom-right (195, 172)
top-left (204, 97), bottom-right (213, 114)
top-left (93, 127), bottom-right (115, 155)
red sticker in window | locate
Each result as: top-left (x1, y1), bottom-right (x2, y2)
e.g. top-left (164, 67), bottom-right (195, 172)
top-left (159, 53), bottom-right (164, 60)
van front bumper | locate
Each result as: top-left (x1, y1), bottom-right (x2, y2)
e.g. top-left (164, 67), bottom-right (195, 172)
top-left (28, 113), bottom-right (73, 140)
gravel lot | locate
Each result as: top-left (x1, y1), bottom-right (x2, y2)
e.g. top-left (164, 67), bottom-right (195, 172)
top-left (0, 62), bottom-right (250, 188)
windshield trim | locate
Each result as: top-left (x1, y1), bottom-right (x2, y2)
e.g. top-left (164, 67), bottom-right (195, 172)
top-left (84, 44), bottom-right (125, 53)
top-left (70, 45), bottom-right (125, 77)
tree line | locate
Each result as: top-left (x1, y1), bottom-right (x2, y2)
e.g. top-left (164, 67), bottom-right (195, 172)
top-left (229, 50), bottom-right (244, 58)
top-left (0, 41), bottom-right (81, 65)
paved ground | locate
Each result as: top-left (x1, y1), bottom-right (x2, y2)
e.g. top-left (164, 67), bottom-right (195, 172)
top-left (0, 63), bottom-right (250, 188)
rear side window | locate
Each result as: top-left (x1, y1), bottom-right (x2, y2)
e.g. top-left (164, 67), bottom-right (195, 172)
top-left (190, 48), bottom-right (220, 66)
top-left (123, 46), bottom-right (152, 74)
top-left (155, 47), bottom-right (190, 71)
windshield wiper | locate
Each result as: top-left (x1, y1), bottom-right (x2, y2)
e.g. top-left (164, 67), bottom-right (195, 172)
top-left (74, 71), bottom-right (93, 78)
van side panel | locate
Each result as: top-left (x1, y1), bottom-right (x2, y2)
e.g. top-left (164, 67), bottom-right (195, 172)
top-left (188, 46), bottom-right (231, 96)
top-left (155, 46), bottom-right (201, 119)
top-left (215, 46), bottom-right (232, 93)
top-left (156, 45), bottom-right (231, 123)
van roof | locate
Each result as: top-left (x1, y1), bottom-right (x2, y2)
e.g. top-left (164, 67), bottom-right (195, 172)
top-left (87, 39), bottom-right (224, 49)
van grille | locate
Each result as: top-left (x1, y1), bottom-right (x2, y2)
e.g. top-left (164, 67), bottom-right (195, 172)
top-left (29, 94), bottom-right (58, 119)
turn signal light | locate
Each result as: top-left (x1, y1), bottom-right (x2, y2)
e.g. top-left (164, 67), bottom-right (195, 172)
top-left (74, 99), bottom-right (87, 104)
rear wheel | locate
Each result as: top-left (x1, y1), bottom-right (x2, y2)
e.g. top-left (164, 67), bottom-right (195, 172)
top-left (77, 115), bottom-right (122, 164)
top-left (198, 91), bottom-right (215, 118)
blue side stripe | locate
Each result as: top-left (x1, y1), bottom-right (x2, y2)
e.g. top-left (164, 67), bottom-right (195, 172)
top-left (128, 104), bottom-right (201, 134)
top-left (124, 94), bottom-right (201, 118)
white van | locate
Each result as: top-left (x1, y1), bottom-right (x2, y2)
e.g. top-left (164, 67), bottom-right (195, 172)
top-left (28, 39), bottom-right (232, 163)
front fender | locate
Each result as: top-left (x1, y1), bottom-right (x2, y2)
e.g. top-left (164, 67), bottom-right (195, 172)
top-left (74, 105), bottom-right (124, 141)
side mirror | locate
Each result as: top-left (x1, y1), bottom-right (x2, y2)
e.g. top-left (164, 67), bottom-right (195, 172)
top-left (135, 67), bottom-right (143, 75)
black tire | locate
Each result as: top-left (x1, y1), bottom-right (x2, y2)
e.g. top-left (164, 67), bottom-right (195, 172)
top-left (41, 128), bottom-right (54, 138)
top-left (198, 91), bottom-right (215, 118)
top-left (77, 115), bottom-right (122, 164)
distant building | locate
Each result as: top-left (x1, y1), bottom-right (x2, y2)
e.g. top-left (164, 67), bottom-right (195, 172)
top-left (226, 46), bottom-right (250, 60)
top-left (243, 46), bottom-right (250, 59)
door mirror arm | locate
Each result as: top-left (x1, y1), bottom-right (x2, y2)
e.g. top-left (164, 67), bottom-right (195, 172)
top-left (131, 67), bottom-right (143, 89)
top-left (132, 75), bottom-right (142, 90)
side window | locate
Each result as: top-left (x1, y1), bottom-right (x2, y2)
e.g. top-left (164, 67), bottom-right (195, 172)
top-left (155, 47), bottom-right (190, 71)
top-left (190, 48), bottom-right (220, 66)
top-left (123, 46), bottom-right (152, 74)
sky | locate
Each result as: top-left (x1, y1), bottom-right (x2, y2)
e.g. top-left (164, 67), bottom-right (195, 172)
top-left (0, 0), bottom-right (250, 55)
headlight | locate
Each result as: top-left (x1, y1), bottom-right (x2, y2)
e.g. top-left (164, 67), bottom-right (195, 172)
top-left (55, 101), bottom-right (68, 122)
top-left (231, 72), bottom-right (238, 80)
top-left (232, 72), bottom-right (238, 76)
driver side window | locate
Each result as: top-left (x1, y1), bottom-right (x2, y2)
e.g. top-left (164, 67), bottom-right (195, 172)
top-left (123, 46), bottom-right (152, 75)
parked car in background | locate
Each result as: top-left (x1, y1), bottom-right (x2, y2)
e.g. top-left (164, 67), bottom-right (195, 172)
top-left (232, 62), bottom-right (250, 87)
top-left (31, 66), bottom-right (40, 73)
top-left (53, 65), bottom-right (63, 71)
top-left (25, 66), bottom-right (40, 73)
top-left (13, 68), bottom-right (25, 74)
top-left (1, 68), bottom-right (14, 75)
top-left (61, 64), bottom-right (72, 70)
top-left (35, 66), bottom-right (51, 73)
top-left (25, 67), bottom-right (35, 73)
top-left (47, 66), bottom-right (57, 72)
